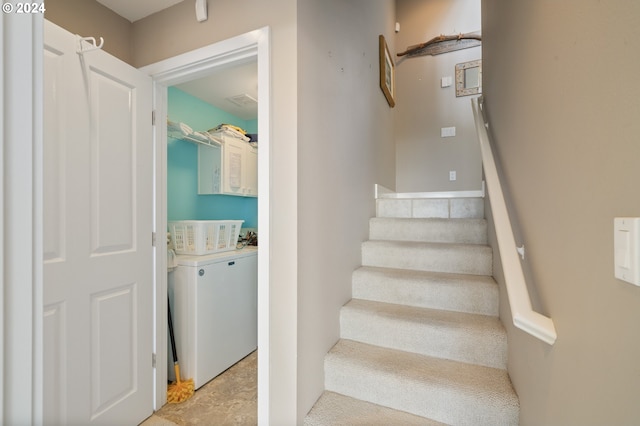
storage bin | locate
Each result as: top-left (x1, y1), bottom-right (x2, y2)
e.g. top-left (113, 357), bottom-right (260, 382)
top-left (169, 220), bottom-right (244, 255)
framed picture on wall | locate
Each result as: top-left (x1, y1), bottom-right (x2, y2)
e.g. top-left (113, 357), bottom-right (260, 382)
top-left (379, 35), bottom-right (395, 107)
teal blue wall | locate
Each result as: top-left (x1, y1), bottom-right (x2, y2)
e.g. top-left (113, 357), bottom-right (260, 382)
top-left (167, 87), bottom-right (258, 228)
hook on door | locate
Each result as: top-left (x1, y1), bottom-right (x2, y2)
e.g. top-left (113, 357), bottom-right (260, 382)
top-left (76, 35), bottom-right (104, 54)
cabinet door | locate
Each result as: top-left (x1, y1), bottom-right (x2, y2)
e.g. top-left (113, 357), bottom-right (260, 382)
top-left (222, 137), bottom-right (245, 195)
top-left (197, 143), bottom-right (222, 194)
top-left (245, 145), bottom-right (258, 197)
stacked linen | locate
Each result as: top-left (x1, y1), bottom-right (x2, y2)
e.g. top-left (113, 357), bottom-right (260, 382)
top-left (207, 123), bottom-right (250, 142)
top-left (168, 120), bottom-right (220, 145)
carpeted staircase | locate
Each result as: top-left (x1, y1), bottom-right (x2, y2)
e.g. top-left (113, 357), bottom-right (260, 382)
top-left (305, 197), bottom-right (519, 425)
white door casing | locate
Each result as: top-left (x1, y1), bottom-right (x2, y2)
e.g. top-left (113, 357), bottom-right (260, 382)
top-left (140, 27), bottom-right (271, 419)
top-left (43, 20), bottom-right (153, 425)
top-left (1, 9), bottom-right (44, 425)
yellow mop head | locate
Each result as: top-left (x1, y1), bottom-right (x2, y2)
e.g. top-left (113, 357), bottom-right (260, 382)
top-left (167, 364), bottom-right (194, 404)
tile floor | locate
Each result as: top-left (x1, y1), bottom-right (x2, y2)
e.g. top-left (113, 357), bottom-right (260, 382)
top-left (141, 351), bottom-right (257, 426)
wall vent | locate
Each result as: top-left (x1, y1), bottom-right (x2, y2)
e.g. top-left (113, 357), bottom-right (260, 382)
top-left (226, 93), bottom-right (258, 108)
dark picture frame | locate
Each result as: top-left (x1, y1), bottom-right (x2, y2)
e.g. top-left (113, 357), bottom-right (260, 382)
top-left (379, 35), bottom-right (395, 107)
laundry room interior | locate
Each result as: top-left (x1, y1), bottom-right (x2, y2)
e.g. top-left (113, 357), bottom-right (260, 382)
top-left (164, 57), bottom-right (259, 415)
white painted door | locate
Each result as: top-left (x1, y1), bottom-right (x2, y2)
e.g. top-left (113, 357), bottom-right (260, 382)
top-left (43, 20), bottom-right (153, 425)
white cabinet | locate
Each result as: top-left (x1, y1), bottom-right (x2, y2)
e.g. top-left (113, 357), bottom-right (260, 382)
top-left (198, 135), bottom-right (257, 197)
top-left (245, 144), bottom-right (258, 196)
top-left (197, 142), bottom-right (222, 194)
top-left (170, 249), bottom-right (258, 389)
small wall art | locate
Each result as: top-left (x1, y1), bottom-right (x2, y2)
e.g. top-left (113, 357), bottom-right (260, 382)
top-left (455, 59), bottom-right (482, 97)
top-left (379, 35), bottom-right (395, 107)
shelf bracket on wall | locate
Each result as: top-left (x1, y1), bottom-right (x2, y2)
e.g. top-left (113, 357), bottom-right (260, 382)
top-left (397, 32), bottom-right (481, 58)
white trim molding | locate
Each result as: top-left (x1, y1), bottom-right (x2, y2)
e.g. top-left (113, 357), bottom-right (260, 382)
top-left (140, 27), bottom-right (272, 421)
top-left (1, 9), bottom-right (44, 424)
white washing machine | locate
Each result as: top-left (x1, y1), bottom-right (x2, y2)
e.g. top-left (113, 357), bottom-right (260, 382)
top-left (169, 247), bottom-right (257, 389)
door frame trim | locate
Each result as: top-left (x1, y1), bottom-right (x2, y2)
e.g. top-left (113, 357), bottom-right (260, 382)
top-left (2, 11), bottom-right (44, 425)
top-left (139, 27), bottom-right (271, 421)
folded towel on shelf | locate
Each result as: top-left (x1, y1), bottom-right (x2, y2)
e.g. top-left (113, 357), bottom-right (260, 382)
top-left (209, 123), bottom-right (247, 134)
top-left (167, 120), bottom-right (193, 139)
top-left (191, 131), bottom-right (212, 143)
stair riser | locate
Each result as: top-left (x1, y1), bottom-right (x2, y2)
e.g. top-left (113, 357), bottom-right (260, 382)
top-left (325, 354), bottom-right (518, 425)
top-left (376, 198), bottom-right (484, 219)
top-left (369, 218), bottom-right (487, 244)
top-left (352, 268), bottom-right (499, 316)
top-left (340, 308), bottom-right (507, 369)
top-left (362, 242), bottom-right (492, 276)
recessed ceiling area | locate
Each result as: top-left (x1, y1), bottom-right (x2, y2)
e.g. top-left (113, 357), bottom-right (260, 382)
top-left (173, 59), bottom-right (258, 121)
top-left (96, 0), bottom-right (184, 22)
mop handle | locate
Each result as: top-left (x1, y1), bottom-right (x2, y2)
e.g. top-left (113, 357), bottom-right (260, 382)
top-left (168, 297), bottom-right (179, 365)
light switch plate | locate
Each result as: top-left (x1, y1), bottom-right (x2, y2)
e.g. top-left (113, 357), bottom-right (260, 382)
top-left (614, 217), bottom-right (640, 286)
top-left (441, 127), bottom-right (456, 138)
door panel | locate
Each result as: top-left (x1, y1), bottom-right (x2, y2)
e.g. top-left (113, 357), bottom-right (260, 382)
top-left (43, 20), bottom-right (153, 426)
top-left (43, 302), bottom-right (66, 423)
top-left (90, 69), bottom-right (136, 254)
top-left (90, 285), bottom-right (136, 416)
top-left (43, 44), bottom-right (67, 263)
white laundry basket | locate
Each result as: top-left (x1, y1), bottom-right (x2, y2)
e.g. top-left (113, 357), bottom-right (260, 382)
top-left (168, 220), bottom-right (244, 255)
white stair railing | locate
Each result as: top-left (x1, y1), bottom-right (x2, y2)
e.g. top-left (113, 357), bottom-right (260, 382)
top-left (471, 97), bottom-right (557, 345)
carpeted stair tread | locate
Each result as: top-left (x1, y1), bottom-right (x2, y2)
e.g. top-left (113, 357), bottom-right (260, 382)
top-left (325, 339), bottom-right (519, 426)
top-left (304, 391), bottom-right (446, 426)
top-left (370, 217), bottom-right (487, 244)
top-left (352, 266), bottom-right (499, 316)
top-left (362, 240), bottom-right (492, 276)
top-left (341, 299), bottom-right (507, 369)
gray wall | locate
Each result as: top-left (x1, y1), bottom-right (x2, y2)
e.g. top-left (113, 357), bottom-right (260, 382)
top-left (395, 0), bottom-right (482, 192)
top-left (45, 0), bottom-right (133, 64)
top-left (296, 0), bottom-right (396, 419)
top-left (482, 1), bottom-right (640, 424)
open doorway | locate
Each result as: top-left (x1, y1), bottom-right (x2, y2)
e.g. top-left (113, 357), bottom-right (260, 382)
top-left (139, 27), bottom-right (270, 420)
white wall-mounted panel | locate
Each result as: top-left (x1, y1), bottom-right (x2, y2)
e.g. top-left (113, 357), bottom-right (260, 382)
top-left (615, 217), bottom-right (640, 286)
